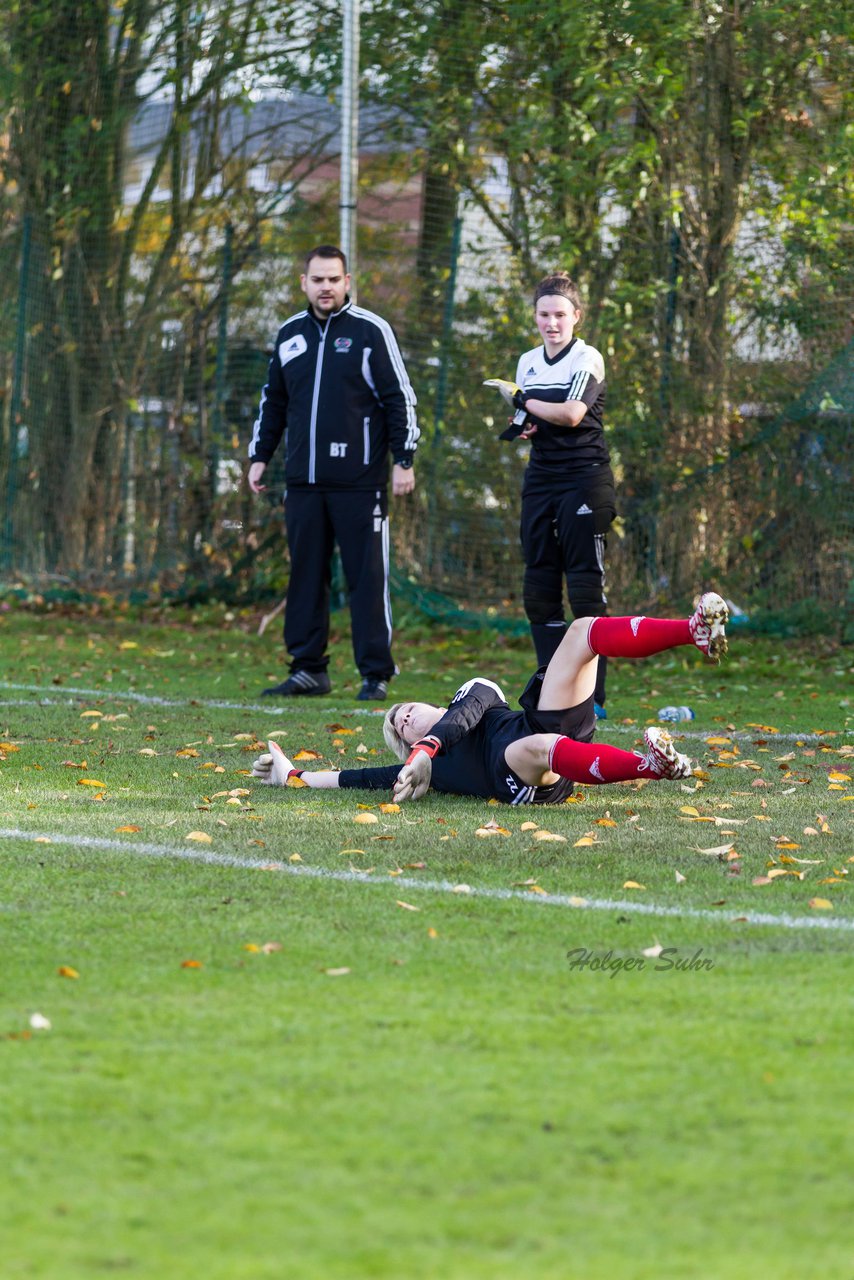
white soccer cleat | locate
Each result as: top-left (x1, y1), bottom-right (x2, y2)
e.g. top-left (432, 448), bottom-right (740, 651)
top-left (688, 591), bottom-right (729, 662)
top-left (251, 740), bottom-right (296, 787)
top-left (641, 727), bottom-right (694, 780)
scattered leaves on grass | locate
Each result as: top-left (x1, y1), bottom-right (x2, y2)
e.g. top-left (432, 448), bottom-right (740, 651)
top-left (181, 959), bottom-right (203, 969)
top-left (294, 749), bottom-right (322, 762)
top-left (675, 870), bottom-right (687, 884)
top-left (114, 825), bottom-right (141, 833)
top-left (77, 778), bottom-right (106, 788)
top-left (573, 834), bottom-right (599, 847)
top-left (289, 853), bottom-right (302, 863)
top-left (339, 848), bottom-right (366, 856)
top-left (623, 881), bottom-right (646, 890)
top-left (175, 748), bottom-right (200, 758)
top-left (353, 812), bottom-right (379, 825)
top-left (533, 829), bottom-right (567, 843)
top-left (185, 831), bottom-right (212, 843)
top-left (29, 1013), bottom-right (51, 1031)
top-left (379, 803), bottom-right (400, 814)
top-left (395, 900), bottom-right (419, 911)
top-left (57, 966), bottom-right (79, 979)
top-left (692, 843), bottom-right (736, 857)
top-left (520, 821), bottom-right (539, 831)
top-left (808, 898), bottom-right (833, 911)
top-left (475, 821), bottom-right (511, 837)
top-left (642, 942), bottom-right (664, 958)
top-left (427, 928), bottom-right (439, 939)
top-left (323, 967), bottom-right (350, 976)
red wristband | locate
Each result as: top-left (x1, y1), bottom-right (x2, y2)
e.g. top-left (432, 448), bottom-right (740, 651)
top-left (405, 735), bottom-right (441, 765)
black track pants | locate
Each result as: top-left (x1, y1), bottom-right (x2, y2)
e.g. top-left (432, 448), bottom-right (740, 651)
top-left (283, 488), bottom-right (394, 680)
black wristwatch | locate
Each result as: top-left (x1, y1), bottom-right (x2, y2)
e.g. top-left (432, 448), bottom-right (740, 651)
top-left (395, 458), bottom-right (413, 469)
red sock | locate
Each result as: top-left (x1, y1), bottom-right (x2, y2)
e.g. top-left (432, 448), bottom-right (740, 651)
top-left (588, 615), bottom-right (690, 659)
top-left (550, 735), bottom-right (658, 784)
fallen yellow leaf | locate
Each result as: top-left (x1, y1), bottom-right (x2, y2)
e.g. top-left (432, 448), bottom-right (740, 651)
top-left (57, 965), bottom-right (79, 979)
top-left (353, 812), bottom-right (379, 825)
top-left (808, 898), bottom-right (833, 911)
top-left (185, 831), bottom-right (212, 843)
top-left (114, 825), bottom-right (141, 833)
top-left (77, 778), bottom-right (107, 788)
top-left (623, 881), bottom-right (646, 890)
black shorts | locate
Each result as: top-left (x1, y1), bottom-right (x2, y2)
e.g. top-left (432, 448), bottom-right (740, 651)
top-left (518, 667), bottom-right (597, 743)
top-left (477, 670), bottom-right (595, 805)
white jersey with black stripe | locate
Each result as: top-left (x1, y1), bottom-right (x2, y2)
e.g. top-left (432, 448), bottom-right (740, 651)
top-left (515, 337), bottom-right (608, 472)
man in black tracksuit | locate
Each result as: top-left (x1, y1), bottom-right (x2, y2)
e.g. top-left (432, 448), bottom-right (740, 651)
top-left (248, 245), bottom-right (419, 702)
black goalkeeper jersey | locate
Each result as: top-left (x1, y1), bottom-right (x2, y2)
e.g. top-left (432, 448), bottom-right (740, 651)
top-left (338, 677), bottom-right (577, 805)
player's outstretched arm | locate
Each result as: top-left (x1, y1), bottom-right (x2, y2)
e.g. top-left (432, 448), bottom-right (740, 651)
top-left (251, 742), bottom-right (341, 789)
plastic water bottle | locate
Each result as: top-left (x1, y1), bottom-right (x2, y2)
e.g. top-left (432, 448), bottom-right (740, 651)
top-left (657, 705), bottom-right (695, 722)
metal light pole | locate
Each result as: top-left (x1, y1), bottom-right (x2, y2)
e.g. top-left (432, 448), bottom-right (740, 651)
top-left (340, 0), bottom-right (359, 295)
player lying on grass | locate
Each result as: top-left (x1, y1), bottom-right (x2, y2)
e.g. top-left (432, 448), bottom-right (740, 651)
top-left (251, 593), bottom-right (728, 805)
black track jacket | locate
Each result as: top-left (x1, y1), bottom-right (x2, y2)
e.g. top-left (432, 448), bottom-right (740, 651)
top-left (249, 298), bottom-right (419, 490)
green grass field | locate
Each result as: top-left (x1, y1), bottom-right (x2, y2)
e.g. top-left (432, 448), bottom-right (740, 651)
top-left (1, 603), bottom-right (851, 1279)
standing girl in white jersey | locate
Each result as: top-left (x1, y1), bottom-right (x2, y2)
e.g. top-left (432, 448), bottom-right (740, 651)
top-left (509, 273), bottom-right (617, 718)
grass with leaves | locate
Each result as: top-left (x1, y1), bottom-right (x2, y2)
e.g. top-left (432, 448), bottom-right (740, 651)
top-left (1, 603), bottom-right (851, 1280)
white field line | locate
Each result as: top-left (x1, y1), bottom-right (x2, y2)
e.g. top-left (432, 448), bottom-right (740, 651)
top-left (0, 682), bottom-right (844, 744)
top-left (1, 827), bottom-right (851, 933)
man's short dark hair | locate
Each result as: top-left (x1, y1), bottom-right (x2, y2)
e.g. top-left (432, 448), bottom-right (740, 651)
top-left (533, 273), bottom-right (583, 315)
top-left (304, 245), bottom-right (348, 273)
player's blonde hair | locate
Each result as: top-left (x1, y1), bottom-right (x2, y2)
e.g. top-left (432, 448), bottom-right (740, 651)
top-left (383, 704), bottom-right (408, 761)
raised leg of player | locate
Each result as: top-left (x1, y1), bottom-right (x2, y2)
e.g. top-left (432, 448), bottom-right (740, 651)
top-left (538, 591), bottom-right (728, 710)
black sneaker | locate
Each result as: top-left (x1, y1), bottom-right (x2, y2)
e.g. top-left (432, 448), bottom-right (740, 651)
top-left (357, 678), bottom-right (388, 702)
top-left (261, 670), bottom-right (331, 697)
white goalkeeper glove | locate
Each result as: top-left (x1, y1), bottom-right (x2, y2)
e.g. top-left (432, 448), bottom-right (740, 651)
top-left (483, 378), bottom-right (531, 440)
top-left (251, 740), bottom-right (298, 787)
top-left (392, 735), bottom-right (441, 802)
top-left (393, 750), bottom-right (433, 802)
